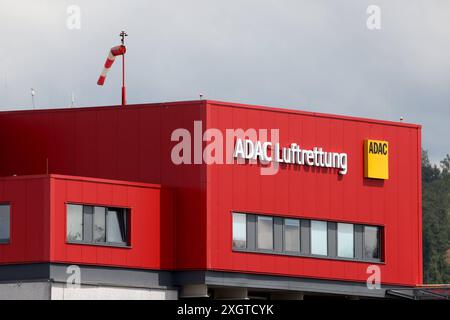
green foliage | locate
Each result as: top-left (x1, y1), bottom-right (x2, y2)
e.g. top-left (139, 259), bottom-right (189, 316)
top-left (422, 150), bottom-right (450, 284)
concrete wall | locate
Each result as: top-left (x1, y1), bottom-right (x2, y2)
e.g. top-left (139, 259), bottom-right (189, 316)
top-left (0, 281), bottom-right (178, 300)
top-left (51, 283), bottom-right (178, 300)
top-left (0, 282), bottom-right (51, 300)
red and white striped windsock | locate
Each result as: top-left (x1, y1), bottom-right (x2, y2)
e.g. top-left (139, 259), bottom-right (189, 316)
top-left (97, 45), bottom-right (126, 86)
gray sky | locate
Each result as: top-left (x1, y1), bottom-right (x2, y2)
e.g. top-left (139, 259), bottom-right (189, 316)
top-left (1, 0), bottom-right (449, 163)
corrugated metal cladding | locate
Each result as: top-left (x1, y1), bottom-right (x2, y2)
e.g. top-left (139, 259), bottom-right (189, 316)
top-left (0, 100), bottom-right (422, 286)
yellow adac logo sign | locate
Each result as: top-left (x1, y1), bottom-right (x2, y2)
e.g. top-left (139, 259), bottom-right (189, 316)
top-left (364, 140), bottom-right (389, 179)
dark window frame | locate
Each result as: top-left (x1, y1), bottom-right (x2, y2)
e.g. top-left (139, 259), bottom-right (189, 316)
top-left (231, 211), bottom-right (384, 264)
top-left (66, 203), bottom-right (131, 248)
top-left (0, 203), bottom-right (11, 244)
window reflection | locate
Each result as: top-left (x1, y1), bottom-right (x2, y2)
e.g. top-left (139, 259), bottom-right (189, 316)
top-left (364, 226), bottom-right (380, 259)
top-left (284, 219), bottom-right (300, 252)
top-left (67, 204), bottom-right (83, 241)
top-left (94, 206), bottom-right (106, 242)
top-left (66, 204), bottom-right (129, 246)
top-left (0, 205), bottom-right (11, 242)
top-left (257, 216), bottom-right (273, 250)
top-left (311, 220), bottom-right (327, 256)
top-left (337, 223), bottom-right (354, 258)
top-left (106, 208), bottom-right (127, 244)
top-left (232, 213), bottom-right (247, 249)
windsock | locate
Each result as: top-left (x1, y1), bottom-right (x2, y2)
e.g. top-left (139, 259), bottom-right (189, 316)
top-left (97, 45), bottom-right (126, 86)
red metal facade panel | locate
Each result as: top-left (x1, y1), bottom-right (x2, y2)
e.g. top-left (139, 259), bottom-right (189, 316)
top-left (0, 100), bottom-right (422, 286)
top-left (0, 102), bottom-right (207, 270)
top-left (0, 176), bottom-right (50, 264)
top-left (206, 101), bottom-right (422, 286)
top-left (49, 175), bottom-right (169, 269)
top-left (0, 174), bottom-right (174, 269)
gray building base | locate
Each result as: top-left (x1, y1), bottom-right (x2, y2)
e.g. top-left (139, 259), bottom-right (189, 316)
top-left (0, 263), bottom-right (410, 300)
top-left (175, 271), bottom-right (398, 299)
top-left (0, 263), bottom-right (177, 300)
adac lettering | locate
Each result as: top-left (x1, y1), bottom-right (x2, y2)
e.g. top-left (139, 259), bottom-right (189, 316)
top-left (368, 141), bottom-right (388, 155)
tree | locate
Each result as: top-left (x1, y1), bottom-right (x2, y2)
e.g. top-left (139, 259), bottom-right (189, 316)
top-left (440, 154), bottom-right (450, 176)
top-left (422, 150), bottom-right (440, 183)
top-left (422, 150), bottom-right (450, 284)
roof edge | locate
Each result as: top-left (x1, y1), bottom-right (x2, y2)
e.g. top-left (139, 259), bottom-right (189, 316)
top-left (0, 99), bottom-right (421, 129)
top-left (205, 100), bottom-right (422, 129)
top-left (0, 173), bottom-right (162, 189)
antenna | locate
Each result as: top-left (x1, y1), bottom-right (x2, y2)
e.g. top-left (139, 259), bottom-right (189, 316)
top-left (120, 30), bottom-right (128, 45)
top-left (70, 91), bottom-right (75, 108)
top-left (31, 88), bottom-right (36, 109)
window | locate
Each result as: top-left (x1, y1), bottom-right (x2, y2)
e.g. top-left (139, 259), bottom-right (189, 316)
top-left (284, 219), bottom-right (300, 252)
top-left (93, 206), bottom-right (106, 242)
top-left (337, 223), bottom-right (354, 258)
top-left (231, 212), bottom-right (383, 263)
top-left (0, 204), bottom-right (11, 243)
top-left (67, 204), bottom-right (129, 246)
top-left (257, 216), bottom-right (273, 250)
top-left (364, 226), bottom-right (380, 260)
top-left (232, 213), bottom-right (247, 249)
top-left (106, 208), bottom-right (128, 244)
top-left (67, 204), bottom-right (83, 241)
top-left (311, 220), bottom-right (327, 256)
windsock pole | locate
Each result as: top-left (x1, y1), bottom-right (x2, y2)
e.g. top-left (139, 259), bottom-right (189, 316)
top-left (122, 50), bottom-right (126, 105)
top-left (120, 31), bottom-right (127, 106)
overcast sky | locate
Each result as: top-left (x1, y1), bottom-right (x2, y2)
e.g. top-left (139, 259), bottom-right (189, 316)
top-left (0, 0), bottom-right (449, 163)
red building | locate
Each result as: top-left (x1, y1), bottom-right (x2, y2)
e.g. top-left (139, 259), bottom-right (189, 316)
top-left (0, 100), bottom-right (422, 299)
